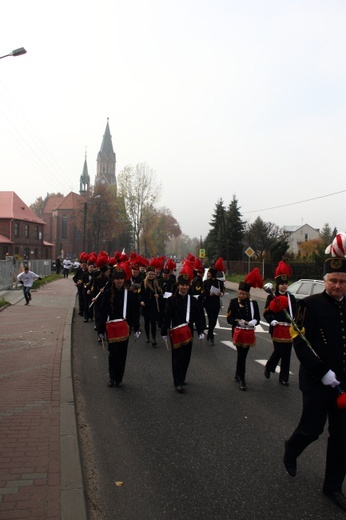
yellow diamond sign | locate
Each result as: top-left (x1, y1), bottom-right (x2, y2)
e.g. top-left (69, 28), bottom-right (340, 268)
top-left (245, 247), bottom-right (255, 257)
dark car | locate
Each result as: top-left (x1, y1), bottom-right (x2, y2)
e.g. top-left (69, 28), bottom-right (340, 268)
top-left (288, 279), bottom-right (324, 300)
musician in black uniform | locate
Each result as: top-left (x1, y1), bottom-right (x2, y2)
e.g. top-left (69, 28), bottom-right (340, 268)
top-left (263, 262), bottom-right (296, 386)
top-left (161, 272), bottom-right (205, 393)
top-left (226, 269), bottom-right (262, 391)
top-left (91, 261), bottom-right (111, 342)
top-left (139, 267), bottom-right (162, 346)
top-left (283, 257), bottom-right (346, 512)
top-left (203, 267), bottom-right (224, 345)
top-left (101, 266), bottom-right (140, 388)
top-left (190, 266), bottom-right (206, 331)
top-left (158, 268), bottom-right (176, 326)
top-left (72, 254), bottom-right (89, 316)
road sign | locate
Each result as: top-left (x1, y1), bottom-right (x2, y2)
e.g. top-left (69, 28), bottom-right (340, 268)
top-left (245, 247), bottom-right (255, 258)
top-left (199, 249), bottom-right (206, 258)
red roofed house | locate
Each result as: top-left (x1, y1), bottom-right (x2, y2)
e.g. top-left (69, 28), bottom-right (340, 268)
top-left (0, 191), bottom-right (53, 260)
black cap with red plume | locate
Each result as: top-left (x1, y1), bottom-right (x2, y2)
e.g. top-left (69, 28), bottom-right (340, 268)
top-left (239, 267), bottom-right (264, 292)
top-left (275, 261), bottom-right (293, 285)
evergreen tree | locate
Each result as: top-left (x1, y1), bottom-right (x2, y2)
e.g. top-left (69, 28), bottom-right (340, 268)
top-left (204, 199), bottom-right (228, 261)
top-left (226, 195), bottom-right (245, 260)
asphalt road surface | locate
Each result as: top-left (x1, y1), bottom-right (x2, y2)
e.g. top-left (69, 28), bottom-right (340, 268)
top-left (72, 288), bottom-right (345, 520)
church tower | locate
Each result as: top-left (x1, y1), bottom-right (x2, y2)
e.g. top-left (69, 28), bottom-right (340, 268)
top-left (79, 152), bottom-right (90, 195)
top-left (95, 118), bottom-right (116, 187)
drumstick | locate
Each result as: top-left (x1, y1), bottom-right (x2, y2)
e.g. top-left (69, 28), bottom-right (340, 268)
top-left (89, 281), bottom-right (109, 308)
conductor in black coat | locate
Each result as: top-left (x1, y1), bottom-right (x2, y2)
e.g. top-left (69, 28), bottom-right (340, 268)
top-left (283, 257), bottom-right (346, 512)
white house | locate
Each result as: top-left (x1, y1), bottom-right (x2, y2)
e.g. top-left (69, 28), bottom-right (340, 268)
top-left (283, 224), bottom-right (320, 254)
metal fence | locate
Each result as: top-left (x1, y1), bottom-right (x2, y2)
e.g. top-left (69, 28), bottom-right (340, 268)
top-left (0, 258), bottom-right (53, 291)
top-left (226, 260), bottom-right (324, 281)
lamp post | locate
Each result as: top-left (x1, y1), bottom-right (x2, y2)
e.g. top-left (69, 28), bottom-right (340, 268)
top-left (0, 47), bottom-right (27, 60)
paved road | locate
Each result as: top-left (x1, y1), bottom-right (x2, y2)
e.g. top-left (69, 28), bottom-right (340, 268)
top-left (72, 286), bottom-right (345, 520)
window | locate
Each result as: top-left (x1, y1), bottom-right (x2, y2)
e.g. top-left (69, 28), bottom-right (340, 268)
top-left (25, 224), bottom-right (29, 238)
top-left (62, 216), bottom-right (68, 239)
top-left (14, 222), bottom-right (19, 238)
top-left (15, 247), bottom-right (19, 255)
top-left (34, 226), bottom-right (39, 239)
top-left (24, 247), bottom-right (30, 259)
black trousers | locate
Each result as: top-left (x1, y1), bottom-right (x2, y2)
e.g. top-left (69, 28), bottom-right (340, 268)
top-left (171, 341), bottom-right (193, 387)
top-left (266, 341), bottom-right (292, 381)
top-left (108, 340), bottom-right (128, 384)
top-left (235, 346), bottom-right (250, 379)
top-left (286, 392), bottom-right (346, 492)
top-left (205, 302), bottom-right (219, 340)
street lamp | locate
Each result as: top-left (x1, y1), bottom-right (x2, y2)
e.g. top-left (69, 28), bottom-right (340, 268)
top-left (0, 47), bottom-right (27, 60)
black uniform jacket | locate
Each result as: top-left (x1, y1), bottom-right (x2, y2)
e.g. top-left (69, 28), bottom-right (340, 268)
top-left (101, 285), bottom-right (140, 333)
top-left (226, 297), bottom-right (260, 335)
top-left (293, 290), bottom-right (346, 397)
top-left (161, 292), bottom-right (205, 337)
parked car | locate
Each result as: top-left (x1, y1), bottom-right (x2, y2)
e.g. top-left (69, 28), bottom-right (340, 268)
top-left (288, 279), bottom-right (324, 300)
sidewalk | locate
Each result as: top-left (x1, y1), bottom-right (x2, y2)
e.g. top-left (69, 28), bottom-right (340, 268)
top-left (0, 279), bottom-right (87, 520)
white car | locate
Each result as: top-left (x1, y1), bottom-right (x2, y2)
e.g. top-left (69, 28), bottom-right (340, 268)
top-left (288, 279), bottom-right (324, 300)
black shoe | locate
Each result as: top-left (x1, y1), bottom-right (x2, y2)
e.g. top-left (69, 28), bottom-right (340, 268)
top-left (239, 379), bottom-right (247, 391)
top-left (145, 338), bottom-right (150, 344)
top-left (210, 340), bottom-right (215, 346)
top-left (84, 319), bottom-right (89, 323)
top-left (235, 374), bottom-right (241, 382)
top-left (152, 341), bottom-right (158, 347)
top-left (108, 379), bottom-right (115, 387)
top-left (175, 385), bottom-right (184, 394)
top-left (98, 337), bottom-right (101, 343)
top-left (78, 312), bottom-right (83, 316)
top-left (283, 441), bottom-right (297, 477)
top-left (264, 367), bottom-right (271, 379)
top-left (280, 380), bottom-right (289, 386)
top-left (25, 302), bottom-right (29, 305)
top-left (115, 382), bottom-right (122, 388)
top-left (323, 490), bottom-right (346, 511)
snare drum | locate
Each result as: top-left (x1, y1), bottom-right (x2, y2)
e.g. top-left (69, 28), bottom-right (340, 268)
top-left (232, 326), bottom-right (256, 347)
top-left (106, 319), bottom-right (130, 343)
top-left (272, 322), bottom-right (292, 343)
top-left (169, 323), bottom-right (193, 349)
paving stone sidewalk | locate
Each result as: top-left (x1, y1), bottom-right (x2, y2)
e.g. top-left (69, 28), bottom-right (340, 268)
top-left (0, 278), bottom-right (87, 520)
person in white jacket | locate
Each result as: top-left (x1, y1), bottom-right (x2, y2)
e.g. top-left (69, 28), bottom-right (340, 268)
top-left (17, 266), bottom-right (41, 305)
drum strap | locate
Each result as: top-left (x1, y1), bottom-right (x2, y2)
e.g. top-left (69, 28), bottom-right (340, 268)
top-left (122, 289), bottom-right (128, 319)
top-left (170, 294), bottom-right (191, 329)
top-left (249, 300), bottom-right (254, 319)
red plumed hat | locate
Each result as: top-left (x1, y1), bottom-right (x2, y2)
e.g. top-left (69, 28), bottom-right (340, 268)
top-left (119, 253), bottom-right (128, 262)
top-left (114, 251), bottom-right (121, 261)
top-left (214, 257), bottom-right (225, 272)
top-left (194, 257), bottom-right (204, 273)
top-left (88, 253), bottom-right (97, 265)
top-left (116, 261), bottom-right (132, 281)
top-left (131, 255), bottom-right (148, 268)
top-left (165, 258), bottom-right (176, 271)
top-left (244, 267), bottom-right (264, 289)
top-left (149, 257), bottom-right (164, 270)
top-left (178, 263), bottom-right (194, 283)
top-left (79, 252), bottom-right (89, 263)
top-left (275, 260), bottom-right (293, 285)
top-left (96, 251), bottom-right (110, 268)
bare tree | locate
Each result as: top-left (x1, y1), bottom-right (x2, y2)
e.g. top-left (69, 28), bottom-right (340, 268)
top-left (117, 163), bottom-right (161, 253)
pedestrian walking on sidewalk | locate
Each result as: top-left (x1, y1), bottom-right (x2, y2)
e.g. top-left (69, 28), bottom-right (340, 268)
top-left (17, 265), bottom-right (41, 305)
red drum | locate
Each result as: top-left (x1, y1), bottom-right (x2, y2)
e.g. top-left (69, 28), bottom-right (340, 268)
top-left (169, 323), bottom-right (193, 349)
top-left (232, 326), bottom-right (256, 347)
top-left (106, 319), bottom-right (130, 343)
top-left (272, 322), bottom-right (292, 343)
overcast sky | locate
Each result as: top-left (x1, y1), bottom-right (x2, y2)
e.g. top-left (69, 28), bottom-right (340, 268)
top-left (1, 0), bottom-right (345, 240)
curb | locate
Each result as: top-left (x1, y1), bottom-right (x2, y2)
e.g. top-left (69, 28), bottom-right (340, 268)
top-left (60, 292), bottom-right (88, 520)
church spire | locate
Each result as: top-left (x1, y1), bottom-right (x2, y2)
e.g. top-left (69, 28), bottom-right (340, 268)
top-left (95, 118), bottom-right (116, 186)
top-left (80, 150), bottom-right (90, 194)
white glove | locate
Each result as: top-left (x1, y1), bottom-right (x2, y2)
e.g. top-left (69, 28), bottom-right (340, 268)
top-left (198, 333), bottom-right (205, 340)
top-left (321, 370), bottom-right (340, 388)
top-left (248, 320), bottom-right (257, 327)
top-left (270, 320), bottom-right (279, 327)
top-left (162, 336), bottom-right (168, 342)
top-left (238, 319), bottom-right (245, 327)
top-left (135, 331), bottom-right (141, 339)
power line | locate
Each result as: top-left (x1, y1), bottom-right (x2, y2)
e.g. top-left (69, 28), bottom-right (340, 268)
top-left (243, 189), bottom-right (346, 214)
